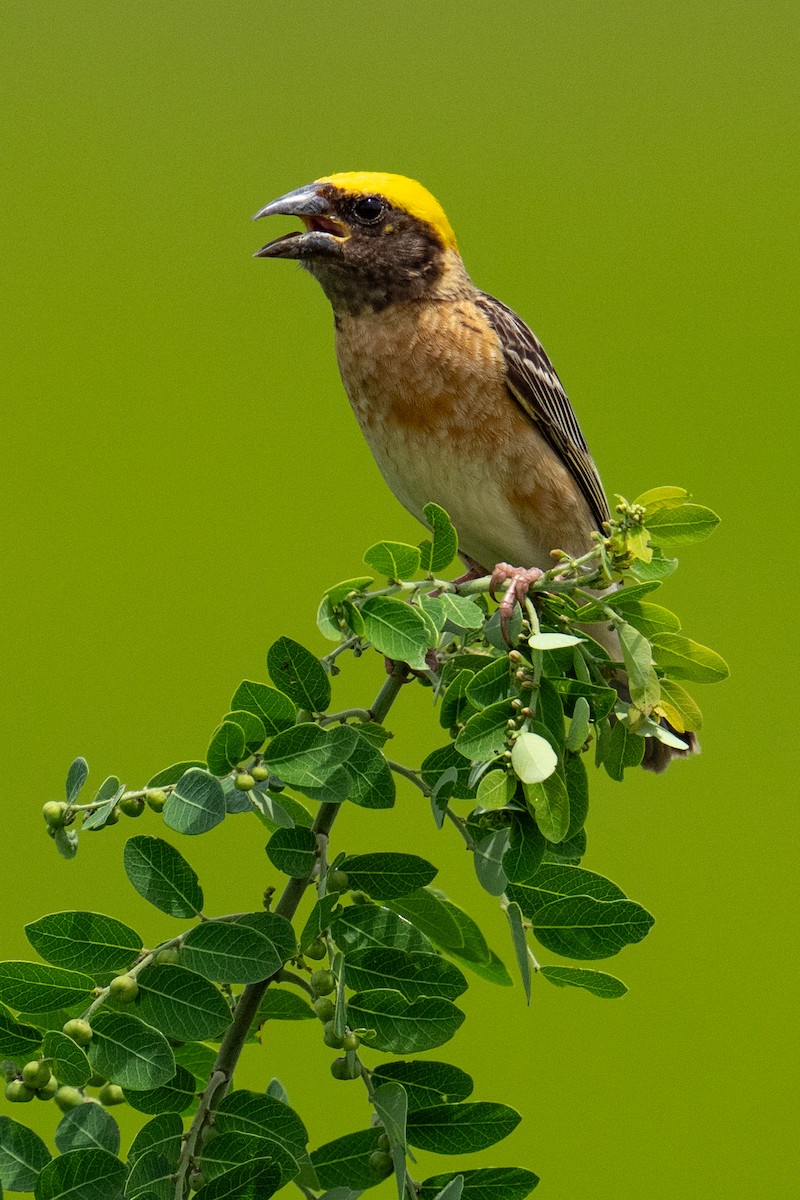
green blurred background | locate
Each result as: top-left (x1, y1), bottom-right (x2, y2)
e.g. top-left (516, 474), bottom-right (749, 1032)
top-left (2, 2), bottom-right (797, 1196)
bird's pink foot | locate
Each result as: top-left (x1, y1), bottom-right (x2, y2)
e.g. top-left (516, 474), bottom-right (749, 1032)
top-left (489, 563), bottom-right (544, 641)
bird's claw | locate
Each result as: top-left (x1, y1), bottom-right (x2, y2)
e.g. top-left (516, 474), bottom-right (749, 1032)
top-left (489, 563), bottom-right (544, 642)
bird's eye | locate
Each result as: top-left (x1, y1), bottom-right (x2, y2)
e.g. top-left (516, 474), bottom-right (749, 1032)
top-left (352, 195), bottom-right (384, 224)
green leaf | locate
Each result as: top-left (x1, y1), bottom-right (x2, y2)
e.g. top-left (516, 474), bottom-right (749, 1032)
top-left (524, 771), bottom-right (570, 844)
top-left (532, 896), bottom-right (654, 959)
top-left (472, 829), bottom-right (510, 896)
top-left (375, 1064), bottom-right (471, 1124)
top-left (55, 1104), bottom-right (120, 1155)
top-left (505, 902), bottom-right (531, 1003)
top-left (311, 1129), bottom-right (384, 1190)
top-left (550, 679), bottom-right (617, 722)
top-left (125, 1149), bottom-right (174, 1198)
top-left (53, 826), bottom-right (78, 860)
top-left (256, 988), bottom-right (315, 1023)
top-left (372, 1081), bottom-right (409, 1197)
top-left (324, 577), bottom-right (375, 604)
top-left (267, 637), bottom-right (331, 712)
top-left (173, 1042), bottom-right (217, 1086)
top-left (34, 1147), bottom-right (125, 1200)
top-left (42, 1030), bottom-right (91, 1086)
top-left (88, 1009), bottom-right (174, 1090)
top-left (264, 724), bottom-right (353, 791)
top-left (0, 962), bottom-right (94, 1013)
top-left (645, 503), bottom-right (720, 544)
top-left (511, 732), bottom-right (558, 784)
top-left (534, 678), bottom-right (566, 751)
top-left (455, 700), bottom-right (513, 761)
top-left (406, 1102), bottom-right (520, 1154)
top-left (383, 890), bottom-right (463, 951)
top-left (540, 965), bottom-right (628, 998)
top-left (194, 1161), bottom-right (283, 1200)
top-left (575, 582), bottom-right (661, 620)
top-left (222, 710), bottom-right (267, 756)
top-left (215, 1088), bottom-right (308, 1159)
top-left (123, 836), bottom-right (204, 918)
top-left (343, 732), bottom-right (396, 810)
top-left (230, 911), bottom-right (296, 964)
top-left (125, 1063), bottom-right (196, 1114)
top-left (266, 826), bottom-right (317, 877)
top-left (364, 541), bottom-right (422, 579)
top-left (229, 681), bottom-right (296, 735)
top-left (0, 1004), bottom-right (41, 1058)
top-left (503, 816), bottom-right (546, 884)
top-left (136, 964), bottom-right (231, 1041)
top-left (127, 1113), bottom-right (182, 1167)
top-left (346, 991), bottom-right (464, 1054)
top-left (615, 601), bottom-right (680, 640)
top-left (419, 1168), bottom-right (539, 1200)
top-left (146, 761), bottom-right (206, 789)
top-left (564, 755), bottom-right (589, 837)
top-left (331, 905), bottom-right (434, 955)
top-left (344, 948), bottom-right (467, 1001)
top-left (650, 634), bottom-right (730, 683)
top-left (618, 622), bottom-right (660, 711)
top-left (25, 912), bottom-right (142, 975)
top-left (300, 894), bottom-right (341, 953)
top-left (565, 697), bottom-right (591, 753)
top-left (437, 594), bottom-right (484, 630)
top-left (339, 853), bottom-right (437, 900)
top-left (418, 503), bottom-right (458, 573)
top-left (632, 485), bottom-right (690, 513)
top-left (439, 671), bottom-right (477, 732)
top-left (81, 776), bottom-right (123, 832)
top-left (475, 769), bottom-right (515, 812)
top-left (603, 721), bottom-right (645, 781)
top-left (181, 922), bottom-right (282, 983)
top-left (659, 678), bottom-right (703, 732)
top-left (66, 757), bottom-right (89, 805)
top-left (506, 862), bottom-right (625, 920)
top-left (163, 768), bottom-right (226, 836)
top-left (0, 1117), bottom-right (51, 1192)
top-left (360, 597), bottom-right (435, 670)
top-left (206, 721), bottom-right (246, 776)
top-left (628, 546), bottom-right (678, 581)
top-left (420, 745), bottom-right (476, 801)
top-left (528, 632), bottom-right (582, 650)
top-left (464, 658), bottom-right (511, 710)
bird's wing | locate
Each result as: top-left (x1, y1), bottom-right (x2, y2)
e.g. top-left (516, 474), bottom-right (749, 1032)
top-left (476, 292), bottom-right (610, 529)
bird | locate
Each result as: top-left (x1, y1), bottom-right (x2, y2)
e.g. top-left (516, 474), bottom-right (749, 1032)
top-left (253, 171), bottom-right (693, 770)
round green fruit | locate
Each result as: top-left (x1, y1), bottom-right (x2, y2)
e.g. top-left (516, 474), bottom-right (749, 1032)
top-left (109, 974), bottom-right (139, 1003)
top-left (309, 970), bottom-right (335, 997)
top-left (145, 788), bottom-right (167, 812)
top-left (342, 1032), bottom-right (360, 1053)
top-left (42, 801), bottom-right (67, 827)
top-left (154, 947), bottom-right (180, 965)
top-left (323, 1021), bottom-right (344, 1049)
top-left (63, 1018), bottom-right (93, 1045)
top-left (98, 1083), bottom-right (125, 1106)
top-left (251, 765), bottom-right (269, 782)
top-left (377, 1133), bottom-right (390, 1152)
top-left (330, 1056), bottom-right (360, 1081)
top-left (55, 1086), bottom-right (85, 1111)
top-left (313, 998), bottom-right (335, 1022)
top-left (304, 939), bottom-right (327, 961)
top-left (326, 869), bottom-right (349, 893)
top-left (5, 1079), bottom-right (35, 1103)
top-left (36, 1077), bottom-right (59, 1101)
top-left (235, 772), bottom-right (255, 791)
top-left (368, 1151), bottom-right (393, 1178)
top-left (22, 1060), bottom-right (52, 1089)
top-left (119, 795), bottom-right (145, 817)
top-left (105, 806), bottom-right (121, 825)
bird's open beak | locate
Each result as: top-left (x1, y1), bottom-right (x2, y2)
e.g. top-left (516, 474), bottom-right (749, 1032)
top-left (253, 184), bottom-right (348, 259)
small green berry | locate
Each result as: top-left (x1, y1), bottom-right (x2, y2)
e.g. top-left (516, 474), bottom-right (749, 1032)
top-left (309, 969), bottom-right (335, 997)
top-left (109, 974), bottom-right (139, 1003)
top-left (342, 1032), bottom-right (359, 1052)
top-left (330, 1056), bottom-right (360, 1081)
top-left (22, 1060), bottom-right (52, 1089)
top-left (368, 1151), bottom-right (393, 1178)
top-left (36, 1077), bottom-right (58, 1101)
top-left (105, 806), bottom-right (121, 825)
top-left (251, 765), bottom-right (269, 782)
top-left (98, 1083), bottom-right (125, 1106)
top-left (323, 1020), bottom-right (344, 1049)
top-left (154, 947), bottom-right (180, 965)
top-left (119, 795), bottom-right (145, 817)
top-left (326, 869), bottom-right (349, 893)
top-left (304, 939), bottom-right (327, 961)
top-left (377, 1133), bottom-right (390, 1152)
top-left (5, 1079), bottom-right (35, 1103)
top-left (313, 998), bottom-right (335, 1022)
top-left (235, 772), bottom-right (255, 791)
top-left (63, 1018), bottom-right (93, 1045)
top-left (42, 801), bottom-right (67, 827)
top-left (54, 1086), bottom-right (85, 1111)
top-left (349, 891), bottom-right (371, 905)
top-left (145, 788), bottom-right (167, 812)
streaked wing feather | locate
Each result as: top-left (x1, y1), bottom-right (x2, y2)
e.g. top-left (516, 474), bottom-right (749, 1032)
top-left (477, 292), bottom-right (610, 529)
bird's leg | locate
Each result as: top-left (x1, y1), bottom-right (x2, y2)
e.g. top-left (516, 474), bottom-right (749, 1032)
top-left (451, 554), bottom-right (489, 588)
top-left (489, 563), bottom-right (545, 641)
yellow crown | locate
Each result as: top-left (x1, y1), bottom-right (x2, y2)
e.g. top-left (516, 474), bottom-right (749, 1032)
top-left (316, 172), bottom-right (457, 250)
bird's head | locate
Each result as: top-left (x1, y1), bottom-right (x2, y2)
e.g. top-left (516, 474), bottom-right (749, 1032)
top-left (253, 172), bottom-right (466, 313)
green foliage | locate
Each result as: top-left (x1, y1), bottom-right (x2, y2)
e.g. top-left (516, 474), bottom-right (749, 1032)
top-left (0, 489), bottom-right (725, 1198)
